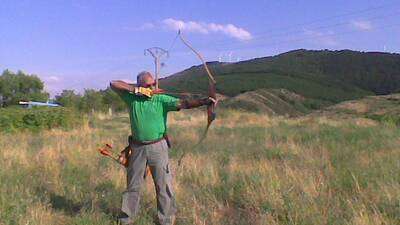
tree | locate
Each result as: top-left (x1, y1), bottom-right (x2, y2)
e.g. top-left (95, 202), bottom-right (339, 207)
top-left (79, 89), bottom-right (106, 113)
top-left (55, 90), bottom-right (82, 108)
top-left (0, 70), bottom-right (49, 106)
top-left (101, 88), bottom-right (126, 112)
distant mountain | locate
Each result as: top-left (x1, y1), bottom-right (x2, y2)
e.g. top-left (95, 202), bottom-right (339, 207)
top-left (159, 49), bottom-right (400, 109)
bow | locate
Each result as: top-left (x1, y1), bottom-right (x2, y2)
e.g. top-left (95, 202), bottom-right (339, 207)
top-left (178, 30), bottom-right (216, 133)
top-left (177, 30), bottom-right (217, 165)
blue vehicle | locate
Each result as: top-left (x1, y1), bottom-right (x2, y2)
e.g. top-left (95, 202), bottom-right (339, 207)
top-left (19, 101), bottom-right (60, 108)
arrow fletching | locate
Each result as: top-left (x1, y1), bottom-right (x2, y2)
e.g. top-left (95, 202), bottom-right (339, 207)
top-left (98, 148), bottom-right (112, 157)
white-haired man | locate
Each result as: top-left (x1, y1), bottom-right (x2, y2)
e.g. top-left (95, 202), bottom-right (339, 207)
top-left (110, 71), bottom-right (215, 225)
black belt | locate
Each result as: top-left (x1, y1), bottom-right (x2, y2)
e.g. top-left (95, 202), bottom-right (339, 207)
top-left (129, 135), bottom-right (171, 148)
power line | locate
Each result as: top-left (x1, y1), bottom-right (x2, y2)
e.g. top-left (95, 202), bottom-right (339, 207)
top-left (181, 2), bottom-right (399, 49)
top-left (252, 2), bottom-right (398, 34)
top-left (168, 11), bottom-right (399, 55)
top-left (214, 22), bottom-right (400, 53)
top-left (209, 10), bottom-right (400, 50)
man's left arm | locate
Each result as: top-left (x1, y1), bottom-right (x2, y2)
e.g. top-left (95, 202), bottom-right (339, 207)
top-left (177, 97), bottom-right (216, 110)
top-left (160, 94), bottom-right (216, 112)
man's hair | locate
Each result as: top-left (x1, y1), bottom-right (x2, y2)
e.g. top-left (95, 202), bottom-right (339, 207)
top-left (136, 71), bottom-right (153, 87)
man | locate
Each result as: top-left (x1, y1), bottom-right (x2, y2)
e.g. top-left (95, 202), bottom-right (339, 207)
top-left (110, 71), bottom-right (215, 225)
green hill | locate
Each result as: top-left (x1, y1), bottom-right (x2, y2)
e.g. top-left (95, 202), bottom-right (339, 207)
top-left (312, 93), bottom-right (400, 125)
top-left (221, 88), bottom-right (309, 116)
top-left (159, 49), bottom-right (400, 109)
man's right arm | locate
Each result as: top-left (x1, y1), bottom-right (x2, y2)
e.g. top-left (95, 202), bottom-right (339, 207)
top-left (110, 81), bottom-right (154, 98)
top-left (110, 80), bottom-right (134, 95)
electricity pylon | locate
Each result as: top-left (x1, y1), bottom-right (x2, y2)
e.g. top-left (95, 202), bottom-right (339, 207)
top-left (144, 47), bottom-right (169, 90)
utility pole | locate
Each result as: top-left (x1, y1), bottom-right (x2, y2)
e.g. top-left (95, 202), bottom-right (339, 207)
top-left (144, 47), bottom-right (169, 90)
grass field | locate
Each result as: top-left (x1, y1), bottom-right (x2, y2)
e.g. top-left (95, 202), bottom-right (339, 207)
top-left (0, 109), bottom-right (399, 225)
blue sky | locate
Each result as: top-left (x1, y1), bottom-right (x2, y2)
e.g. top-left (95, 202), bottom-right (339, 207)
top-left (1, 0), bottom-right (399, 96)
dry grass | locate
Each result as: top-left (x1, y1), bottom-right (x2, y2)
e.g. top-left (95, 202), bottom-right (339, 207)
top-left (0, 110), bottom-right (399, 225)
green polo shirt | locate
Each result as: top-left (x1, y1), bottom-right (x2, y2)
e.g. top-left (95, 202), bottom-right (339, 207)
top-left (120, 92), bottom-right (179, 142)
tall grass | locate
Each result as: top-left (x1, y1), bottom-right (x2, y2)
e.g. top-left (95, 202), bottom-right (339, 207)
top-left (0, 110), bottom-right (399, 225)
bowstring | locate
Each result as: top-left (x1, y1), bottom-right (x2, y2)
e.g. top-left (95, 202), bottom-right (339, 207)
top-left (164, 31), bottom-right (195, 96)
top-left (175, 30), bottom-right (217, 167)
top-left (167, 32), bottom-right (179, 52)
top-left (178, 32), bottom-right (208, 98)
top-left (177, 120), bottom-right (212, 166)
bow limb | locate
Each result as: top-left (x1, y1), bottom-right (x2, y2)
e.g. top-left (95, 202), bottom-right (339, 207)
top-left (177, 30), bottom-right (217, 166)
top-left (178, 30), bottom-right (216, 84)
top-left (206, 76), bottom-right (216, 129)
top-left (178, 30), bottom-right (217, 132)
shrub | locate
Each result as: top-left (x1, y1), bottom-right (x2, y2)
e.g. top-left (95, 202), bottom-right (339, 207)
top-left (0, 107), bottom-right (85, 132)
top-left (366, 114), bottom-right (400, 126)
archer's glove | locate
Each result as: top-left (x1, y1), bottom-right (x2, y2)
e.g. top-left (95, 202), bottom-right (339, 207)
top-left (133, 87), bottom-right (153, 97)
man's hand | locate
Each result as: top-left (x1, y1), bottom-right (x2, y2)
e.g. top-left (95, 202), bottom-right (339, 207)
top-left (118, 154), bottom-right (127, 165)
top-left (208, 97), bottom-right (217, 106)
top-left (134, 87), bottom-right (153, 97)
top-left (118, 146), bottom-right (131, 167)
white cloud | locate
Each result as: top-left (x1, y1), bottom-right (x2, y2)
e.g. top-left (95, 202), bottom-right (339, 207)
top-left (42, 76), bottom-right (60, 83)
top-left (123, 22), bottom-right (155, 31)
top-left (139, 22), bottom-right (155, 30)
top-left (48, 76), bottom-right (60, 81)
top-left (350, 20), bottom-right (373, 31)
top-left (162, 18), bottom-right (209, 34)
top-left (161, 18), bottom-right (253, 41)
top-left (303, 28), bottom-right (338, 46)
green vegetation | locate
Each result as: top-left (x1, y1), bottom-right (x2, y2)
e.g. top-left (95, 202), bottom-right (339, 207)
top-left (312, 93), bottom-right (400, 127)
top-left (366, 114), bottom-right (400, 126)
top-left (0, 107), bottom-right (85, 133)
top-left (0, 70), bottom-right (49, 106)
top-left (0, 110), bottom-right (398, 224)
top-left (55, 88), bottom-right (126, 113)
top-left (0, 70), bottom-right (126, 114)
top-left (1, 49), bottom-right (399, 224)
top-left (3, 49), bottom-right (400, 114)
top-left (221, 88), bottom-right (311, 116)
top-left (160, 49), bottom-right (400, 108)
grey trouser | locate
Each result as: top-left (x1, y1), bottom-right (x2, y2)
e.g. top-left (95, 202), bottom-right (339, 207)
top-left (122, 139), bottom-right (177, 225)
